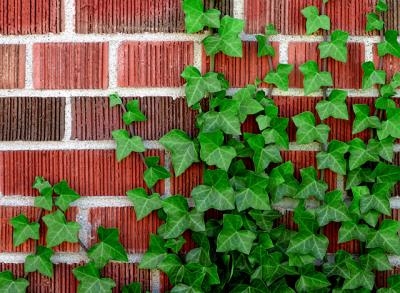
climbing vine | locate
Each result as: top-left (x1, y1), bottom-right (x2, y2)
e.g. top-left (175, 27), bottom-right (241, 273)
top-left (2, 0), bottom-right (400, 292)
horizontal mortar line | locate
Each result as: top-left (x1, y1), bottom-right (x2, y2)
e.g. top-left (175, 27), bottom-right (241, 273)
top-left (0, 252), bottom-right (143, 264)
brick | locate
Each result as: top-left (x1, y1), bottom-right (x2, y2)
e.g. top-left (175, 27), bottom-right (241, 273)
top-left (0, 150), bottom-right (164, 196)
top-left (383, 0), bottom-right (400, 32)
top-left (376, 268), bottom-right (400, 288)
top-left (0, 207), bottom-right (79, 252)
top-left (118, 42), bottom-right (193, 87)
top-left (374, 46), bottom-right (400, 82)
top-left (75, 0), bottom-right (233, 33)
top-left (0, 45), bottom-right (25, 89)
top-left (89, 207), bottom-right (160, 253)
top-left (0, 97), bottom-right (65, 141)
top-left (288, 42), bottom-right (364, 89)
top-left (102, 263), bottom-right (152, 292)
top-left (33, 43), bottom-right (109, 89)
top-left (245, 0), bottom-right (375, 35)
top-left (0, 0), bottom-right (63, 35)
top-left (325, 222), bottom-right (360, 254)
top-left (170, 163), bottom-right (203, 197)
top-left (71, 97), bottom-right (197, 141)
top-left (202, 42), bottom-right (279, 88)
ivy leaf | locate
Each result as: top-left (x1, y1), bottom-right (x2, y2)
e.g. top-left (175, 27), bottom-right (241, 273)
top-left (292, 111), bottom-right (330, 144)
top-left (198, 131), bottom-right (236, 171)
top-left (191, 169), bottom-right (235, 212)
top-left (10, 214), bottom-right (40, 247)
top-left (301, 6), bottom-right (330, 35)
top-left (261, 115), bottom-right (290, 149)
top-left (235, 172), bottom-right (271, 212)
top-left (295, 272), bottom-right (330, 292)
top-left (346, 167), bottom-right (374, 190)
top-left (352, 104), bottom-right (381, 134)
top-left (316, 190), bottom-right (351, 226)
top-left (378, 30), bottom-right (400, 58)
top-left (159, 130), bottom-right (199, 177)
top-left (293, 204), bottom-right (319, 234)
top-left (366, 219), bottom-right (400, 254)
top-left (256, 24), bottom-right (278, 57)
top-left (143, 156), bottom-right (170, 188)
top-left (300, 61), bottom-right (333, 95)
top-left (42, 210), bottom-right (80, 248)
top-left (323, 250), bottom-right (354, 279)
top-left (122, 100), bottom-right (147, 125)
top-left (362, 61), bottom-right (386, 89)
top-left (348, 138), bottom-right (380, 170)
top-left (24, 246), bottom-right (54, 277)
top-left (317, 140), bottom-right (349, 175)
top-left (342, 265), bottom-right (375, 291)
top-left (296, 167), bottom-right (328, 201)
top-left (316, 89), bottom-right (349, 120)
top-left (88, 226), bottom-right (128, 269)
top-left (377, 275), bottom-right (400, 293)
top-left (33, 176), bottom-right (53, 211)
top-left (369, 137), bottom-right (395, 162)
top-left (112, 129), bottom-right (145, 161)
top-left (362, 248), bottom-right (392, 271)
top-left (246, 134), bottom-right (282, 172)
top-left (216, 214), bottom-right (256, 255)
top-left (268, 161), bottom-right (299, 202)
top-left (0, 271), bottom-right (29, 293)
top-left (263, 64), bottom-right (294, 91)
top-left (338, 221), bottom-right (371, 243)
top-left (122, 282), bottom-right (141, 293)
top-left (127, 188), bottom-right (162, 220)
top-left (372, 162), bottom-right (400, 184)
top-left (182, 0), bottom-right (220, 33)
top-left (360, 183), bottom-right (392, 216)
top-left (232, 85), bottom-right (264, 122)
top-left (53, 180), bottom-right (80, 212)
top-left (366, 13), bottom-right (384, 32)
top-left (201, 99), bottom-right (241, 135)
top-left (377, 108), bottom-right (400, 140)
top-left (165, 236), bottom-right (186, 254)
top-left (139, 235), bottom-right (167, 269)
top-left (287, 230), bottom-right (329, 260)
top-left (249, 210), bottom-right (281, 232)
top-left (109, 93), bottom-right (122, 108)
top-left (73, 262), bottom-right (116, 293)
top-left (158, 254), bottom-right (186, 285)
top-left (318, 30), bottom-right (349, 62)
top-left (376, 0), bottom-right (388, 12)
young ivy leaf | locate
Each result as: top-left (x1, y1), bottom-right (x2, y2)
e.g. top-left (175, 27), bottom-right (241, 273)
top-left (299, 61), bottom-right (333, 95)
top-left (263, 64), bottom-right (294, 91)
top-left (301, 6), bottom-right (330, 35)
top-left (112, 129), bottom-right (145, 161)
top-left (24, 245), bottom-right (54, 277)
top-left (292, 111), bottom-right (330, 144)
top-left (348, 138), bottom-right (380, 171)
top-left (109, 93), bottom-right (122, 108)
top-left (352, 104), bottom-right (381, 134)
top-left (42, 210), bottom-right (80, 248)
top-left (316, 190), bottom-right (351, 226)
top-left (255, 24), bottom-right (278, 57)
top-left (88, 226), bottom-right (128, 269)
top-left (296, 167), bottom-right (328, 201)
top-left (316, 89), bottom-right (349, 120)
top-left (53, 180), bottom-right (80, 212)
top-left (362, 61), bottom-right (386, 89)
top-left (73, 262), bottom-right (116, 293)
top-left (33, 176), bottom-right (53, 211)
top-left (366, 13), bottom-right (384, 32)
top-left (376, 0), bottom-right (388, 12)
top-left (318, 30), bottom-right (349, 62)
top-left (139, 235), bottom-right (167, 269)
top-left (268, 162), bottom-right (299, 203)
top-left (216, 214), bottom-right (256, 255)
top-left (317, 140), bottom-right (349, 175)
top-left (143, 156), bottom-right (170, 188)
top-left (182, 0), bottom-right (220, 33)
top-left (122, 100), bottom-right (147, 125)
top-left (378, 30), bottom-right (400, 58)
top-left (0, 271), bottom-right (29, 293)
top-left (377, 108), bottom-right (400, 140)
top-left (127, 188), bottom-right (162, 220)
top-left (342, 263), bottom-right (375, 291)
top-left (10, 214), bottom-right (40, 247)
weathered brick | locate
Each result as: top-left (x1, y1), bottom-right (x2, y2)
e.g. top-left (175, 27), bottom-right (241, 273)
top-left (33, 43), bottom-right (109, 89)
top-left (202, 41), bottom-right (279, 88)
top-left (118, 42), bottom-right (193, 87)
top-left (71, 97), bottom-right (197, 141)
top-left (0, 45), bottom-right (25, 89)
top-left (0, 150), bottom-right (165, 196)
top-left (288, 42), bottom-right (364, 89)
top-left (0, 0), bottom-right (63, 35)
top-left (0, 97), bottom-right (65, 141)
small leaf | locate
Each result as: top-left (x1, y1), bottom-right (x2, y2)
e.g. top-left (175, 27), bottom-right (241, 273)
top-left (318, 30), bottom-right (349, 62)
top-left (362, 61), bottom-right (386, 89)
top-left (376, 0), bottom-right (388, 12)
top-left (127, 188), bottom-right (162, 220)
top-left (316, 89), bottom-right (349, 120)
top-left (264, 64), bottom-right (294, 91)
top-left (316, 190), bottom-right (350, 226)
top-left (352, 104), bottom-right (381, 134)
top-left (296, 167), bottom-right (328, 201)
top-left (73, 262), bottom-right (116, 293)
top-left (109, 93), bottom-right (122, 108)
top-left (377, 108), bottom-right (400, 140)
top-left (182, 0), bottom-right (220, 33)
top-left (112, 129), bottom-right (145, 161)
top-left (300, 61), bottom-right (333, 95)
top-left (301, 6), bottom-right (330, 35)
top-left (295, 272), bottom-right (330, 292)
top-left (143, 157), bottom-right (170, 188)
top-left (292, 111), bottom-right (330, 144)
top-left (122, 100), bottom-right (147, 125)
top-left (366, 219), bottom-right (400, 254)
top-left (10, 214), bottom-right (40, 247)
top-left (42, 210), bottom-right (80, 247)
top-left (33, 176), bottom-right (53, 211)
top-left (317, 140), bottom-right (349, 175)
top-left (256, 35), bottom-right (275, 57)
top-left (54, 180), bottom-right (80, 212)
top-left (24, 246), bottom-right (54, 277)
top-left (378, 30), bottom-right (400, 58)
top-left (366, 13), bottom-right (384, 32)
top-left (0, 271), bottom-right (29, 293)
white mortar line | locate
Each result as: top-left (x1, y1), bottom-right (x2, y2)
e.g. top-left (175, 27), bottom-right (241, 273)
top-left (72, 196), bottom-right (133, 208)
top-left (64, 0), bottom-right (76, 34)
top-left (233, 0), bottom-right (245, 19)
top-left (336, 175), bottom-right (345, 191)
top-left (63, 96), bottom-right (72, 141)
top-left (24, 43), bottom-right (33, 89)
top-left (278, 41), bottom-right (289, 64)
top-left (151, 270), bottom-right (161, 293)
top-left (163, 152), bottom-right (172, 197)
top-left (364, 41), bottom-right (374, 62)
top-left (193, 42), bottom-right (203, 71)
top-left (76, 208), bottom-right (91, 249)
top-left (109, 41), bottom-right (119, 88)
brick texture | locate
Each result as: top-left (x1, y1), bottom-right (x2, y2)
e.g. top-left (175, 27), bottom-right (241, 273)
top-left (0, 45), bottom-right (25, 89)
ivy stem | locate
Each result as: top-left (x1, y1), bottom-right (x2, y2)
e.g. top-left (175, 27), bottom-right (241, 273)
top-left (266, 37), bottom-right (276, 99)
top-left (24, 208), bottom-right (44, 278)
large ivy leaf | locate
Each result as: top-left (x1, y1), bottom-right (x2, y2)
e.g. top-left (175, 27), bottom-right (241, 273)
top-left (293, 204), bottom-right (319, 234)
top-left (235, 172), bottom-right (271, 212)
top-left (372, 162), bottom-right (400, 184)
top-left (370, 137), bottom-right (395, 162)
top-left (158, 254), bottom-right (186, 285)
top-left (112, 129), bottom-right (145, 161)
top-left (301, 6), bottom-right (330, 35)
top-left (232, 85), bottom-right (264, 123)
top-left (287, 231), bottom-right (329, 260)
top-left (299, 61), bottom-right (333, 95)
top-left (316, 89), bottom-right (349, 120)
top-left (292, 111), bottom-right (330, 144)
top-left (316, 190), bottom-right (350, 226)
top-left (377, 108), bottom-right (400, 140)
top-left (348, 138), bottom-right (379, 170)
top-left (338, 221), bottom-right (371, 243)
top-left (53, 180), bottom-right (80, 212)
top-left (362, 248), bottom-right (392, 271)
top-left (143, 156), bottom-right (170, 188)
top-left (73, 262), bottom-right (116, 293)
top-left (10, 214), bottom-right (40, 247)
top-left (360, 183), bottom-right (392, 216)
top-left (342, 262), bottom-right (374, 291)
top-left (345, 167), bottom-right (374, 190)
top-left (352, 104), bottom-right (381, 134)
top-left (378, 30), bottom-right (400, 58)
top-left (317, 140), bottom-right (349, 175)
top-left (127, 188), bottom-right (162, 220)
top-left (318, 30), bottom-right (349, 62)
top-left (33, 176), bottom-right (53, 211)
top-left (264, 64), bottom-right (294, 91)
top-left (42, 210), bottom-right (80, 247)
top-left (366, 219), bottom-right (400, 254)
top-left (122, 100), bottom-right (147, 125)
top-left (362, 61), bottom-right (386, 89)
top-left (182, 0), bottom-right (220, 33)
top-left (24, 245), bottom-right (54, 277)
top-left (323, 250), bottom-right (355, 279)
top-left (295, 271), bottom-right (330, 292)
top-left (0, 271), bottom-right (29, 293)
top-left (139, 235), bottom-right (167, 269)
top-left (296, 167), bottom-right (328, 201)
top-left (261, 114), bottom-right (289, 150)
top-left (216, 214), bottom-right (256, 255)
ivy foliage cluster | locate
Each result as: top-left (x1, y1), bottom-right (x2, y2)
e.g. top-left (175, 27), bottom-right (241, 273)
top-left (2, 0), bottom-right (400, 292)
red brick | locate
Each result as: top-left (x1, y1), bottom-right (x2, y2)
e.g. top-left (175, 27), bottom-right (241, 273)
top-left (33, 43), bottom-right (109, 89)
top-left (0, 45), bottom-right (25, 89)
top-left (170, 164), bottom-right (203, 197)
top-left (75, 0), bottom-right (233, 33)
top-left (0, 0), bottom-right (63, 35)
top-left (275, 211), bottom-right (297, 230)
top-left (118, 42), bottom-right (193, 87)
top-left (383, 0), bottom-right (400, 32)
top-left (0, 150), bottom-right (164, 196)
top-left (102, 263), bottom-right (152, 292)
top-left (202, 41), bottom-right (279, 88)
top-left (0, 207), bottom-right (79, 253)
top-left (325, 222), bottom-right (360, 254)
top-left (288, 42), bottom-right (364, 89)
top-left (374, 46), bottom-right (400, 82)
top-left (245, 0), bottom-right (375, 35)
top-left (71, 97), bottom-right (197, 141)
top-left (0, 97), bottom-right (65, 141)
top-left (89, 207), bottom-right (159, 253)
top-left (376, 268), bottom-right (400, 289)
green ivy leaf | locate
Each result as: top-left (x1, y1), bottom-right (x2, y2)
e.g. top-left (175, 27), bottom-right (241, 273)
top-left (295, 271), bottom-right (330, 292)
top-left (112, 129), bottom-right (145, 161)
top-left (165, 236), bottom-right (186, 254)
top-left (201, 99), bottom-right (241, 135)
top-left (182, 0), bottom-right (220, 33)
top-left (255, 24), bottom-right (278, 57)
top-left (376, 0), bottom-right (388, 12)
top-left (10, 214), bottom-right (40, 247)
top-left (33, 176), bottom-right (53, 211)
top-left (139, 235), bottom-right (167, 269)
top-left (246, 134), bottom-right (282, 172)
top-left (268, 161), bottom-right (299, 202)
top-left (300, 61), bottom-right (333, 95)
top-left (318, 30), bottom-right (349, 62)
top-left (235, 172), bottom-right (271, 212)
top-left (24, 246), bottom-right (54, 277)
top-left (366, 13), bottom-right (384, 32)
top-left (323, 250), bottom-right (354, 279)
top-left (348, 138), bottom-right (380, 170)
top-left (122, 282), bottom-right (141, 293)
top-left (232, 85), bottom-right (264, 122)
top-left (366, 219), bottom-right (400, 254)
top-left (352, 104), bottom-right (381, 134)
top-left (316, 190), bottom-right (351, 226)
top-left (377, 275), bottom-right (400, 293)
top-left (127, 188), bottom-right (162, 220)
top-left (73, 262), bottom-right (116, 293)
top-left (360, 183), bottom-right (392, 216)
top-left (53, 180), bottom-right (80, 212)
top-left (316, 89), bottom-right (349, 120)
top-left (362, 248), bottom-right (392, 271)
top-left (0, 271), bottom-right (29, 293)
top-left (143, 156), bottom-right (170, 188)
top-left (369, 137), bottom-right (395, 162)
top-left (122, 100), bottom-right (147, 125)
top-left (372, 162), bottom-right (400, 184)
top-left (158, 254), bottom-right (186, 285)
top-left (109, 93), bottom-right (122, 108)
top-left (342, 265), bottom-right (374, 291)
top-left (263, 64), bottom-right (294, 91)
top-left (42, 210), bottom-right (80, 247)
top-left (287, 230), bottom-right (329, 260)
top-left (261, 110), bottom-right (290, 149)
top-left (362, 61), bottom-right (386, 89)
top-left (378, 30), bottom-right (400, 58)
top-left (296, 167), bottom-right (328, 201)
top-left (377, 108), bottom-right (400, 140)
top-left (216, 214), bottom-right (256, 255)
top-left (292, 111), bottom-right (330, 144)
top-left (317, 140), bottom-right (349, 175)
top-left (345, 167), bottom-right (374, 190)
top-left (301, 6), bottom-right (330, 35)
top-left (338, 221), bottom-right (371, 243)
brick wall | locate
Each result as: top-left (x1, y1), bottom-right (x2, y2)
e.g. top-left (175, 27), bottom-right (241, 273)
top-left (0, 0), bottom-right (399, 291)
